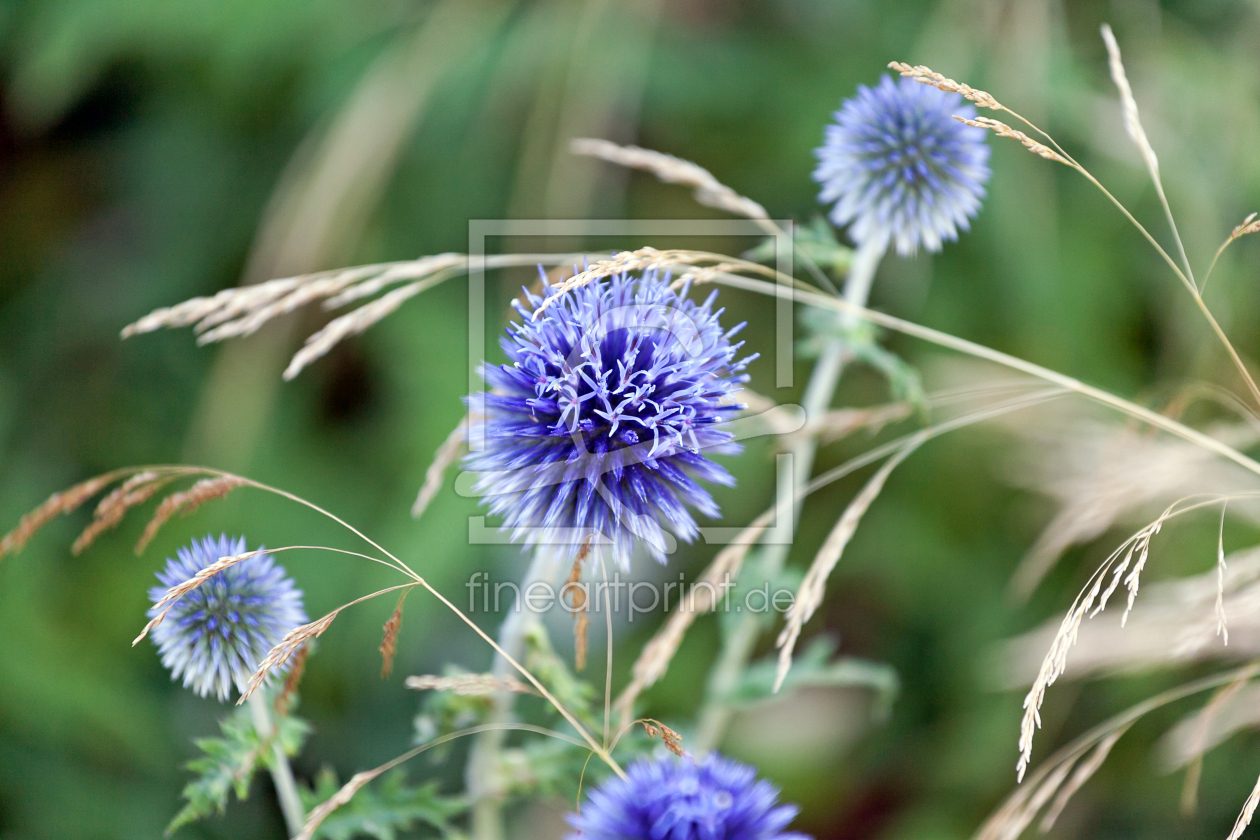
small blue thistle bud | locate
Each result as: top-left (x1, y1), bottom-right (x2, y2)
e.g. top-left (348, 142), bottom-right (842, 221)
top-left (465, 269), bottom-right (755, 569)
top-left (814, 75), bottom-right (991, 255)
top-left (567, 753), bottom-right (811, 840)
top-left (147, 535), bottom-right (307, 701)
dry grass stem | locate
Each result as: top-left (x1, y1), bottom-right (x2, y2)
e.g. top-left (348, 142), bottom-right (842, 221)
top-left (132, 547), bottom-right (264, 645)
top-left (998, 547), bottom-right (1260, 694)
top-left (774, 443), bottom-right (919, 691)
top-left (1206, 213), bottom-right (1260, 290)
top-left (1017, 504), bottom-right (1179, 781)
top-left (979, 666), bottom-right (1258, 840)
top-left (888, 62), bottom-right (1001, 109)
top-left (412, 416), bottom-right (468, 518)
top-left (72, 472), bottom-right (173, 555)
top-left (1160, 670), bottom-right (1260, 775)
top-left (121, 256), bottom-right (463, 342)
top-left (999, 409), bottom-right (1259, 601)
top-left (379, 590), bottom-right (408, 679)
top-left (283, 273), bottom-right (452, 380)
top-left (1040, 729), bottom-right (1126, 832)
top-left (1231, 773), bottom-right (1260, 840)
top-left (274, 644), bottom-right (310, 716)
top-left (570, 138), bottom-right (769, 222)
top-left (0, 474), bottom-right (116, 560)
top-left (789, 402), bottom-right (911, 447)
top-left (530, 248), bottom-right (704, 319)
top-left (614, 512), bottom-right (774, 722)
top-left (296, 768), bottom-right (380, 840)
top-left (136, 476), bottom-right (247, 554)
top-left (954, 116), bottom-right (1069, 165)
top-left (404, 673), bottom-right (533, 695)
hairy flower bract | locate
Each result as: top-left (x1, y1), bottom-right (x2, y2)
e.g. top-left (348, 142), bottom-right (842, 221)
top-left (147, 535), bottom-right (307, 701)
top-left (814, 75), bottom-right (990, 255)
top-left (567, 753), bottom-right (810, 840)
top-left (465, 269), bottom-right (753, 569)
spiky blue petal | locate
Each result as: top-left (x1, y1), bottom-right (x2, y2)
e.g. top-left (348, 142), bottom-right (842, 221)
top-left (465, 269), bottom-right (754, 569)
top-left (147, 535), bottom-right (307, 701)
top-left (568, 753), bottom-right (811, 840)
top-left (814, 75), bottom-right (990, 255)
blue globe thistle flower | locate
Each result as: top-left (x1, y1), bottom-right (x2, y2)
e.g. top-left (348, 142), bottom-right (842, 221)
top-left (567, 753), bottom-right (810, 840)
top-left (465, 269), bottom-right (754, 569)
top-left (148, 535), bottom-right (307, 701)
top-left (814, 75), bottom-right (990, 255)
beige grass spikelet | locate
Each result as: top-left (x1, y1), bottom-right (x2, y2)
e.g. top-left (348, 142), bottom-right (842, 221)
top-left (132, 547), bottom-right (263, 645)
top-left (614, 511), bottom-right (774, 722)
top-left (570, 138), bottom-right (769, 222)
top-left (412, 416), bottom-right (468, 518)
top-left (774, 443), bottom-right (918, 692)
top-left (0, 474), bottom-right (115, 560)
top-left (953, 116), bottom-right (1068, 165)
top-left (240, 610), bottom-right (341, 702)
top-left (283, 274), bottom-right (449, 379)
top-left (71, 471), bottom-right (172, 555)
top-left (1100, 24), bottom-right (1160, 177)
top-left (1230, 773), bottom-right (1260, 840)
top-left (887, 61), bottom-right (1001, 110)
top-left (379, 590), bottom-right (408, 679)
top-left (135, 475), bottom-right (247, 554)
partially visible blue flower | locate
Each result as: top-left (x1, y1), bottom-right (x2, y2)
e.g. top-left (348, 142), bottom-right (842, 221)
top-left (148, 535), bottom-right (307, 701)
top-left (465, 269), bottom-right (754, 569)
top-left (814, 75), bottom-right (990, 255)
top-left (568, 753), bottom-right (810, 840)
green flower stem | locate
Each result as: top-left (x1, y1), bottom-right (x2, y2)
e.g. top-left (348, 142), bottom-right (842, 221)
top-left (466, 547), bottom-right (558, 840)
top-left (693, 236), bottom-right (885, 754)
top-left (246, 691), bottom-right (306, 838)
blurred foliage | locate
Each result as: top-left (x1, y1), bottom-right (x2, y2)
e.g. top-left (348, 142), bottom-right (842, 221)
top-left (5, 1), bottom-right (1260, 839)
top-left (169, 704), bottom-right (311, 835)
top-left (302, 769), bottom-right (464, 840)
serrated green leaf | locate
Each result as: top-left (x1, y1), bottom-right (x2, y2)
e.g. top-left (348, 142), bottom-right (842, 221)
top-left (523, 623), bottom-right (597, 730)
top-left (744, 216), bottom-right (853, 276)
top-left (301, 768), bottom-right (466, 840)
top-left (166, 704), bottom-right (312, 835)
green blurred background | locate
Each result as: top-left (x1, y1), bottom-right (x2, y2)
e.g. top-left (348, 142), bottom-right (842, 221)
top-left (5, 0), bottom-right (1260, 837)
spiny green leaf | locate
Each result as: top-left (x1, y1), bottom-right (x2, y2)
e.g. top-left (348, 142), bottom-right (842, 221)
top-left (301, 768), bottom-right (466, 840)
top-left (745, 216), bottom-right (853, 276)
top-left (166, 704), bottom-right (311, 835)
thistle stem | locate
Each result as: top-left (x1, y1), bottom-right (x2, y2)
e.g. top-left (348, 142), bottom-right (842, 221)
top-left (246, 691), bottom-right (306, 839)
top-left (693, 236), bottom-right (885, 754)
top-left (466, 547), bottom-right (558, 840)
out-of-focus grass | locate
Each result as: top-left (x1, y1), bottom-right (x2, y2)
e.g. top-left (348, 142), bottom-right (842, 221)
top-left (5, 1), bottom-right (1260, 838)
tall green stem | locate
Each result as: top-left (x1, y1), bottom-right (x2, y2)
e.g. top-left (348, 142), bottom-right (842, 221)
top-left (246, 692), bottom-right (306, 838)
top-left (693, 237), bottom-right (885, 753)
top-left (466, 547), bottom-right (559, 840)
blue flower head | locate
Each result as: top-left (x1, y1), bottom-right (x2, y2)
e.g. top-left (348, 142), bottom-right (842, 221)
top-left (465, 269), bottom-right (754, 569)
top-left (814, 75), bottom-right (990, 255)
top-left (568, 753), bottom-right (811, 840)
top-left (148, 535), bottom-right (307, 701)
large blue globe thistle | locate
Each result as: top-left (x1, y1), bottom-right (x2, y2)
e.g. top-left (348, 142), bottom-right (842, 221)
top-left (147, 535), bottom-right (307, 701)
top-left (567, 753), bottom-right (810, 840)
top-left (465, 269), bottom-right (753, 569)
top-left (814, 75), bottom-right (990, 255)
